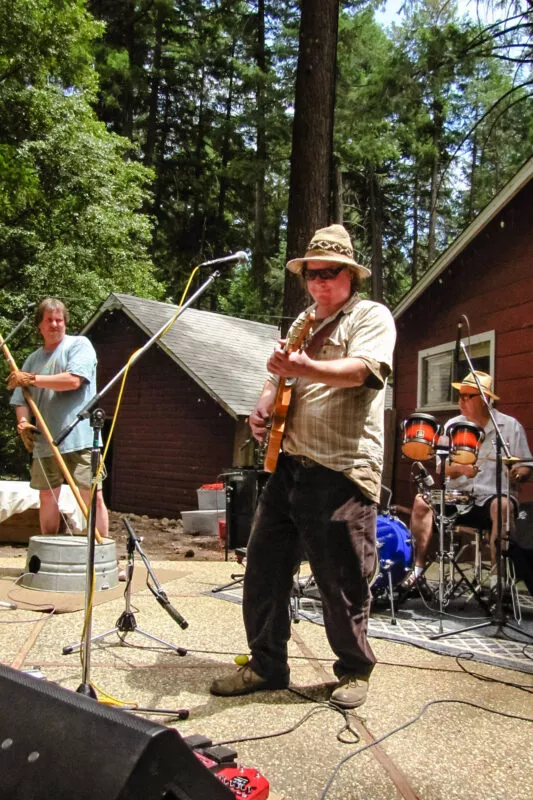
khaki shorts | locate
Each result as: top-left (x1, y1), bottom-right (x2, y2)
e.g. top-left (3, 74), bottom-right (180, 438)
top-left (30, 449), bottom-right (106, 491)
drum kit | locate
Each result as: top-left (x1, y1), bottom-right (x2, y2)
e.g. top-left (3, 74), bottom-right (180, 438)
top-left (371, 411), bottom-right (487, 622)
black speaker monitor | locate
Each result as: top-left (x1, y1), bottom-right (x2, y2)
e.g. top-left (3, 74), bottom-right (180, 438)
top-left (222, 469), bottom-right (269, 549)
top-left (0, 664), bottom-right (232, 800)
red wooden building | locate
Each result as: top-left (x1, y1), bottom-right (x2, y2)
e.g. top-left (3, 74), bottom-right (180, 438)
top-left (392, 157), bottom-right (533, 511)
top-left (83, 294), bottom-right (278, 518)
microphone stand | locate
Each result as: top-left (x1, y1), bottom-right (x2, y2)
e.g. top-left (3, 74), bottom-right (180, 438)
top-left (54, 269), bottom-right (226, 696)
top-left (63, 519), bottom-right (189, 657)
top-left (431, 342), bottom-right (532, 643)
top-left (0, 307), bottom-right (34, 349)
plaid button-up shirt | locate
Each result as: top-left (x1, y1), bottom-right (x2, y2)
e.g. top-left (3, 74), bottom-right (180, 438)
top-left (272, 293), bottom-right (396, 503)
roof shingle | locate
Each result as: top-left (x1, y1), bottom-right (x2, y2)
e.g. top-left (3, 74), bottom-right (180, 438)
top-left (84, 293), bottom-right (279, 418)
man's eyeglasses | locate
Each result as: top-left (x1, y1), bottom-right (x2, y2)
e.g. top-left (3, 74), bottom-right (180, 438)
top-left (302, 265), bottom-right (346, 281)
top-left (458, 392), bottom-right (480, 401)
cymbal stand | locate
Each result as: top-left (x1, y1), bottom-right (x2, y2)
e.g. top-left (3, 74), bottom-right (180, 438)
top-left (435, 450), bottom-right (446, 635)
top-left (429, 446), bottom-right (492, 639)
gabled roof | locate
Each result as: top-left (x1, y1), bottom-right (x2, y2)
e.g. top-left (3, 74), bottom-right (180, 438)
top-left (393, 156), bottom-right (533, 319)
top-left (83, 293), bottom-right (279, 419)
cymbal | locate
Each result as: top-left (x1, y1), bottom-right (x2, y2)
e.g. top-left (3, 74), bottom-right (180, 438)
top-left (486, 456), bottom-right (533, 463)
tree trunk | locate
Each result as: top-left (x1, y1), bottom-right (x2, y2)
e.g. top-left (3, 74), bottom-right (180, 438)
top-left (282, 0), bottom-right (340, 335)
top-left (151, 83), bottom-right (171, 254)
top-left (331, 159), bottom-right (343, 223)
top-left (144, 4), bottom-right (164, 167)
top-left (427, 152), bottom-right (439, 265)
top-left (411, 178), bottom-right (419, 288)
top-left (218, 38), bottom-right (235, 227)
top-left (253, 0), bottom-right (267, 296)
top-left (367, 162), bottom-right (383, 302)
top-left (427, 97), bottom-right (443, 266)
top-left (468, 132), bottom-right (478, 221)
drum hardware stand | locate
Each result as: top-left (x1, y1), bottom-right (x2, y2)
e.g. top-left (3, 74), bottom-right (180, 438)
top-left (374, 560), bottom-right (400, 625)
top-left (436, 517), bottom-right (490, 610)
top-left (431, 351), bottom-right (533, 644)
top-left (429, 446), bottom-right (493, 639)
top-left (53, 268), bottom-right (226, 696)
top-left (63, 518), bottom-right (189, 658)
top-left (290, 568), bottom-right (319, 623)
top-left (211, 547), bottom-right (247, 593)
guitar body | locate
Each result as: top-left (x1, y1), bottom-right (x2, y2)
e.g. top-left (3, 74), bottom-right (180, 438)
top-left (264, 310), bottom-right (315, 473)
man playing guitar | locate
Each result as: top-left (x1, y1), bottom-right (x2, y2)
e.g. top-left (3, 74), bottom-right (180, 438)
top-left (211, 224), bottom-right (396, 709)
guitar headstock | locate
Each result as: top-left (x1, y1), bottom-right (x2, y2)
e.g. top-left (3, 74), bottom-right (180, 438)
top-left (285, 309), bottom-right (316, 354)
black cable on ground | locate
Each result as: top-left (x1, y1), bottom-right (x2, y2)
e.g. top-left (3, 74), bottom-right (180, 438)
top-left (319, 697), bottom-right (533, 800)
top-left (455, 652), bottom-right (533, 692)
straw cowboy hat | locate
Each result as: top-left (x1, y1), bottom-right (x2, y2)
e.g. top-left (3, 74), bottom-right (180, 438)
top-left (286, 224), bottom-right (371, 280)
top-left (451, 371), bottom-right (500, 401)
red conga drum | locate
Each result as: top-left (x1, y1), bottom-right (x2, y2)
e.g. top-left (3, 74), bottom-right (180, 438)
top-left (401, 413), bottom-right (441, 461)
top-left (447, 421), bottom-right (485, 465)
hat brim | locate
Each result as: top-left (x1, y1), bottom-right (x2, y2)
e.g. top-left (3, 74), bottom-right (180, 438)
top-left (451, 381), bottom-right (499, 401)
top-left (286, 253), bottom-right (371, 279)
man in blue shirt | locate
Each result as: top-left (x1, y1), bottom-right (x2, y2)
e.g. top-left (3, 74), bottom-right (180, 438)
top-left (8, 298), bottom-right (109, 537)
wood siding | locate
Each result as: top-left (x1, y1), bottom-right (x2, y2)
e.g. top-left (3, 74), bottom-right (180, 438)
top-left (394, 180), bottom-right (533, 512)
top-left (89, 310), bottom-right (236, 517)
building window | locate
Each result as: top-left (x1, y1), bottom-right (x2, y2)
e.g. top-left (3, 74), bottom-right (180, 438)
top-left (417, 330), bottom-right (495, 411)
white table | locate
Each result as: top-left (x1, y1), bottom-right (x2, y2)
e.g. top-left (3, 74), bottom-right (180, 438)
top-left (0, 480), bottom-right (85, 533)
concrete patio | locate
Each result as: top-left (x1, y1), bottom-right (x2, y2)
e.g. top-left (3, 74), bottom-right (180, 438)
top-left (1, 550), bottom-right (532, 799)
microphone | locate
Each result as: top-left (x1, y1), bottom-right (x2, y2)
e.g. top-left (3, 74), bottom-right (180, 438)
top-left (454, 319), bottom-right (462, 383)
top-left (415, 462), bottom-right (434, 488)
top-left (198, 251), bottom-right (248, 268)
top-left (155, 590), bottom-right (189, 629)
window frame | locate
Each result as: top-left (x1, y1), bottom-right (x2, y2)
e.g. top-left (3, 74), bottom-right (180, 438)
top-left (416, 330), bottom-right (495, 412)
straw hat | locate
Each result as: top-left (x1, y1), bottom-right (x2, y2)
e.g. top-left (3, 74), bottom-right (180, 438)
top-left (286, 224), bottom-right (371, 280)
top-left (451, 371), bottom-right (499, 401)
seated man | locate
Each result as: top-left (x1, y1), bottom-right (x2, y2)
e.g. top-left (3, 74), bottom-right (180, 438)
top-left (403, 371), bottom-right (532, 598)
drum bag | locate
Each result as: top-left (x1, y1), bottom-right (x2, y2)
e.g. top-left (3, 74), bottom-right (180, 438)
top-left (509, 504), bottom-right (533, 596)
top-left (508, 542), bottom-right (533, 596)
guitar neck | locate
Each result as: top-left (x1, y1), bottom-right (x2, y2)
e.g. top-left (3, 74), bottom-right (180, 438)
top-left (263, 310), bottom-right (315, 473)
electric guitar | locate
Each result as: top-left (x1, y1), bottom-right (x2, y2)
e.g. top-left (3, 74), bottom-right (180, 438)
top-left (263, 309), bottom-right (316, 473)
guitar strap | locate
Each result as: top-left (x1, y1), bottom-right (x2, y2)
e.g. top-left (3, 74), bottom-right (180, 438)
top-left (304, 298), bottom-right (360, 359)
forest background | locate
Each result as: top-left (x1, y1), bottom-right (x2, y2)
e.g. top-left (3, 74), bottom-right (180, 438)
top-left (1, 0), bottom-right (532, 477)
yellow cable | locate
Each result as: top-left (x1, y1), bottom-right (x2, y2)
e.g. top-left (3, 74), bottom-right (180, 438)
top-left (91, 681), bottom-right (138, 708)
top-left (79, 265), bottom-right (200, 689)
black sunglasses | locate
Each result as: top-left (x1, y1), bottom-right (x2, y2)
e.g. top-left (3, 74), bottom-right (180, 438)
top-left (458, 392), bottom-right (480, 401)
top-left (302, 265), bottom-right (346, 281)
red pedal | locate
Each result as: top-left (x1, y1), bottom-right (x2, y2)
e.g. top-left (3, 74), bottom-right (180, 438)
top-left (216, 765), bottom-right (270, 799)
top-left (193, 753), bottom-right (269, 798)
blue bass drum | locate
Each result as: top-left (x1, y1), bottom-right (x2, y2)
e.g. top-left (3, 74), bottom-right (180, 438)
top-left (371, 514), bottom-right (412, 594)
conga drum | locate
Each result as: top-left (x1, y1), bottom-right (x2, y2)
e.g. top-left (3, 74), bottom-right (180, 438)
top-left (447, 421), bottom-right (485, 465)
top-left (401, 413), bottom-right (441, 461)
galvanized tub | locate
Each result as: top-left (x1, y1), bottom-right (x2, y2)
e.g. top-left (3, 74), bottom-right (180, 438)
top-left (21, 535), bottom-right (119, 593)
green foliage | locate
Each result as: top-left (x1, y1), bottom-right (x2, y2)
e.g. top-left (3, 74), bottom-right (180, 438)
top-left (0, 0), bottom-right (163, 476)
top-left (335, 1), bottom-right (533, 303)
top-left (217, 260), bottom-right (284, 325)
top-left (0, 0), bottom-right (102, 94)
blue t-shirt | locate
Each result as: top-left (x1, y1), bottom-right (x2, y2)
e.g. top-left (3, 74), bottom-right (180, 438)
top-left (10, 335), bottom-right (97, 458)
